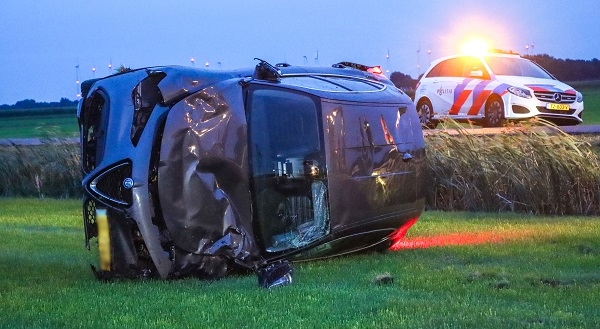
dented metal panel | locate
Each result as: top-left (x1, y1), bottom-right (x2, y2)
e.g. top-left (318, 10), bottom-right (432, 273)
top-left (157, 80), bottom-right (261, 277)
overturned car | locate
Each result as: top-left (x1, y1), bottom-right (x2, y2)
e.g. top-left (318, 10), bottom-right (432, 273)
top-left (78, 59), bottom-right (426, 284)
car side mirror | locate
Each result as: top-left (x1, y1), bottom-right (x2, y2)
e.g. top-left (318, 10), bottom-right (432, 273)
top-left (469, 70), bottom-right (483, 78)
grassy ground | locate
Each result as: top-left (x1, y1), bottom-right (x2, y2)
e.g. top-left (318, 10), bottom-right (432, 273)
top-left (579, 86), bottom-right (600, 124)
top-left (1, 198), bottom-right (599, 328)
top-left (0, 112), bottom-right (78, 139)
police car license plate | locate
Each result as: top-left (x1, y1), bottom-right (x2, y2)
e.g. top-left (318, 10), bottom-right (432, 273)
top-left (546, 103), bottom-right (570, 111)
top-left (96, 209), bottom-right (111, 271)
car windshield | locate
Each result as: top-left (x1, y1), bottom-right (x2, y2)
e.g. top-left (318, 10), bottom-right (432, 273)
top-left (484, 56), bottom-right (554, 79)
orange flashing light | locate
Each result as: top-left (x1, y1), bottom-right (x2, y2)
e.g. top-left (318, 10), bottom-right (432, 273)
top-left (368, 66), bottom-right (383, 75)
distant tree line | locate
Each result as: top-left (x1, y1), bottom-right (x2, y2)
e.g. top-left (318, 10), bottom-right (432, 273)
top-left (0, 98), bottom-right (77, 110)
top-left (389, 71), bottom-right (418, 91)
top-left (522, 54), bottom-right (600, 82)
top-left (389, 54), bottom-right (600, 91)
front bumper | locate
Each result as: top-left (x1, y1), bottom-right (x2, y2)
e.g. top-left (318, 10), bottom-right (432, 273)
top-left (504, 93), bottom-right (584, 124)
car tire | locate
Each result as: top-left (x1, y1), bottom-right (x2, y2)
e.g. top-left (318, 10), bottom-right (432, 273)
top-left (416, 99), bottom-right (437, 129)
top-left (483, 96), bottom-right (505, 127)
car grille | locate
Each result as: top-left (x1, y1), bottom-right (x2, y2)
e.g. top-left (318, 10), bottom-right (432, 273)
top-left (90, 162), bottom-right (133, 206)
top-left (533, 91), bottom-right (576, 104)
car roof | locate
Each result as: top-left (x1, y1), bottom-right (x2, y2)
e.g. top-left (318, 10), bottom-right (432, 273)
top-left (157, 63), bottom-right (406, 105)
top-left (83, 62), bottom-right (408, 107)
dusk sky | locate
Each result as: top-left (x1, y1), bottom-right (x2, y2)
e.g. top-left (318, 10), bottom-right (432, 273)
top-left (1, 0), bottom-right (599, 105)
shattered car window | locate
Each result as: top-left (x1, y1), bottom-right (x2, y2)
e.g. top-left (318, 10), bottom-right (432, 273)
top-left (248, 88), bottom-right (330, 252)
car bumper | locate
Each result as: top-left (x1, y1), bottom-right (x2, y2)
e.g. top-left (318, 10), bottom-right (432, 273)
top-left (504, 93), bottom-right (584, 124)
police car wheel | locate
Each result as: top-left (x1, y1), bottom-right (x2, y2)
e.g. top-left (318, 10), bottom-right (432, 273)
top-left (417, 99), bottom-right (437, 129)
top-left (484, 96), bottom-right (505, 127)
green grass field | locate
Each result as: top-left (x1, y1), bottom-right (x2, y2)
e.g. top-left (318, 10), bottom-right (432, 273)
top-left (0, 112), bottom-right (78, 139)
top-left (1, 199), bottom-right (599, 328)
top-left (579, 86), bottom-right (600, 124)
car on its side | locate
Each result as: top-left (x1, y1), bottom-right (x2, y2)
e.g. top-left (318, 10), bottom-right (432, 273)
top-left (78, 60), bottom-right (426, 286)
top-left (414, 52), bottom-right (584, 128)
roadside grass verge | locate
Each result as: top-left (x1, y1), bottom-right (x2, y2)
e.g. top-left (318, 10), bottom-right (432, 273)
top-left (1, 199), bottom-right (599, 328)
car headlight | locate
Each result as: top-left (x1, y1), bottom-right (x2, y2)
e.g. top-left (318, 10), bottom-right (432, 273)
top-left (507, 86), bottom-right (532, 99)
top-left (576, 91), bottom-right (583, 103)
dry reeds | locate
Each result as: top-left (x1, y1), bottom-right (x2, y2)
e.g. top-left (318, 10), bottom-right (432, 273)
top-left (0, 140), bottom-right (80, 198)
top-left (426, 118), bottom-right (600, 215)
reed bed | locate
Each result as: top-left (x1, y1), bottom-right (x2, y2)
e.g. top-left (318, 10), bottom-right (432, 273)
top-left (0, 140), bottom-right (80, 198)
top-left (426, 118), bottom-right (600, 215)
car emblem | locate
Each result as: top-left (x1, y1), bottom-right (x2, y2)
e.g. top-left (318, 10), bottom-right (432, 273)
top-left (123, 178), bottom-right (134, 189)
top-left (553, 93), bottom-right (562, 102)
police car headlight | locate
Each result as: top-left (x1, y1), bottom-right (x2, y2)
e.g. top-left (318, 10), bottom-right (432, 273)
top-left (576, 91), bottom-right (583, 103)
top-left (507, 86), bottom-right (532, 99)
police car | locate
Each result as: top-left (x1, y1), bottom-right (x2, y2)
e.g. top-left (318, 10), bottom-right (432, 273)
top-left (414, 52), bottom-right (584, 128)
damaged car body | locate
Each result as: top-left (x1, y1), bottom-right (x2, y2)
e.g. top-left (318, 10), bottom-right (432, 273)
top-left (78, 59), bottom-right (426, 284)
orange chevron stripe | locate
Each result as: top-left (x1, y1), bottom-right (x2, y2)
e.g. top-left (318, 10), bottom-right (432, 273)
top-left (449, 89), bottom-right (472, 115)
top-left (468, 90), bottom-right (492, 115)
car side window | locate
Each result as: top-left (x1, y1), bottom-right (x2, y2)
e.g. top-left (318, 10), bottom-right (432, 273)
top-left (425, 61), bottom-right (444, 78)
top-left (437, 58), bottom-right (464, 77)
top-left (246, 87), bottom-right (330, 253)
top-left (461, 57), bottom-right (490, 79)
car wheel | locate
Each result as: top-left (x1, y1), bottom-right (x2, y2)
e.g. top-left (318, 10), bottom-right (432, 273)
top-left (484, 96), bottom-right (505, 127)
top-left (417, 99), bottom-right (437, 129)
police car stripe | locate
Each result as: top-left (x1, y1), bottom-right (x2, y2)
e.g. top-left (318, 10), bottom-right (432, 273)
top-left (466, 81), bottom-right (495, 115)
top-left (525, 84), bottom-right (563, 93)
top-left (449, 81), bottom-right (511, 116)
top-left (469, 90), bottom-right (492, 115)
top-left (449, 79), bottom-right (474, 115)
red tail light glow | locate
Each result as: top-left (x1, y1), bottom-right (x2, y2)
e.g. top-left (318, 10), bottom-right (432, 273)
top-left (391, 230), bottom-right (535, 251)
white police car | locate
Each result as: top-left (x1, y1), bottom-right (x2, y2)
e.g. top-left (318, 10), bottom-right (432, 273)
top-left (414, 52), bottom-right (584, 127)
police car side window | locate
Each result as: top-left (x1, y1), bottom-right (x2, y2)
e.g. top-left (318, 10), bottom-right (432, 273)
top-left (425, 62), bottom-right (444, 78)
top-left (462, 57), bottom-right (490, 79)
top-left (438, 58), bottom-right (463, 77)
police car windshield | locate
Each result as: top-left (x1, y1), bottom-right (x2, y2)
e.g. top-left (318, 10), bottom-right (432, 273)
top-left (484, 56), bottom-right (554, 79)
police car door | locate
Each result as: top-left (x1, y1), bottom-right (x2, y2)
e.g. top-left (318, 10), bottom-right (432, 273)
top-left (433, 57), bottom-right (464, 116)
top-left (450, 56), bottom-right (491, 118)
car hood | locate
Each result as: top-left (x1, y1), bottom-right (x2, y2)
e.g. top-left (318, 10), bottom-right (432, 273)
top-left (494, 76), bottom-right (577, 94)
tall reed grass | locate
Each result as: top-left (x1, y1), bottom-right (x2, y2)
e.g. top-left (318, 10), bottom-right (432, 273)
top-left (426, 118), bottom-right (600, 215)
top-left (0, 140), bottom-right (80, 198)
